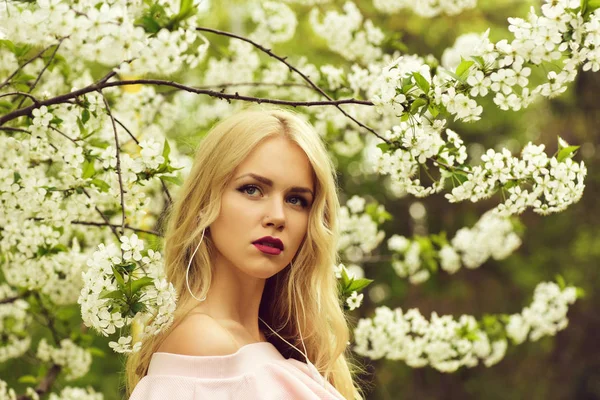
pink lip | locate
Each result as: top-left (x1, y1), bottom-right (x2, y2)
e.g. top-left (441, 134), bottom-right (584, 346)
top-left (253, 243), bottom-right (282, 255)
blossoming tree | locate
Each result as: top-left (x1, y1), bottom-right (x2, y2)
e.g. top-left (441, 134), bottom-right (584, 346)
top-left (0, 0), bottom-right (598, 398)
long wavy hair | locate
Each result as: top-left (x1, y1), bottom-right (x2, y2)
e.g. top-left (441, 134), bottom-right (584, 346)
top-left (124, 107), bottom-right (366, 399)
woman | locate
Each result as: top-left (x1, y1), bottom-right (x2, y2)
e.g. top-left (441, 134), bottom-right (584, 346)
top-left (125, 108), bottom-right (365, 399)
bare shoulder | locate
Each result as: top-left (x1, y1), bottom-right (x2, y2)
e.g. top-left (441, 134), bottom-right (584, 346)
top-left (156, 313), bottom-right (238, 356)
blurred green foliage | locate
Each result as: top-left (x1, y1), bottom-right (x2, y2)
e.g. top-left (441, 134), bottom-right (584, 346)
top-left (2, 1), bottom-right (599, 399)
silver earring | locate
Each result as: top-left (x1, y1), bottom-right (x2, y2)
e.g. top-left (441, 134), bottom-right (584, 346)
top-left (186, 226), bottom-right (207, 302)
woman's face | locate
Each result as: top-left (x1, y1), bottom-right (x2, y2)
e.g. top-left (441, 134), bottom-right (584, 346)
top-left (209, 135), bottom-right (315, 279)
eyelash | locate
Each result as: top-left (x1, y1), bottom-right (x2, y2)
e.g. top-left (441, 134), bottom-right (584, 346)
top-left (237, 184), bottom-right (309, 208)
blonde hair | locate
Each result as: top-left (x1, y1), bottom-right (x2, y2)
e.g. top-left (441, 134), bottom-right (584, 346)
top-left (124, 107), bottom-right (367, 399)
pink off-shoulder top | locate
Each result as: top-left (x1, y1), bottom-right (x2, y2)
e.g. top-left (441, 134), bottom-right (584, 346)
top-left (128, 341), bottom-right (346, 399)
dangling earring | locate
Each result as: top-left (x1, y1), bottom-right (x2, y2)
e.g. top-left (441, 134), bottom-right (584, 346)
top-left (186, 226), bottom-right (207, 302)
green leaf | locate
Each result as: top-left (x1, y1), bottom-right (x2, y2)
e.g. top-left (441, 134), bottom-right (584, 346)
top-left (0, 100), bottom-right (13, 112)
top-left (14, 73), bottom-right (36, 83)
top-left (88, 347), bottom-right (106, 357)
top-left (111, 265), bottom-right (126, 290)
top-left (130, 277), bottom-right (154, 296)
top-left (0, 39), bottom-right (16, 53)
top-left (340, 266), bottom-right (352, 291)
top-left (588, 0), bottom-right (600, 12)
top-left (55, 307), bottom-right (78, 320)
top-left (76, 117), bottom-right (87, 136)
top-left (49, 116), bottom-right (63, 125)
top-left (428, 104), bottom-right (439, 118)
top-left (82, 159), bottom-right (96, 179)
top-left (412, 72), bottom-right (430, 93)
top-left (442, 68), bottom-right (463, 82)
top-left (18, 375), bottom-right (38, 384)
top-left (15, 44), bottom-right (33, 58)
top-left (160, 174), bottom-right (183, 186)
top-left (346, 278), bottom-right (374, 293)
top-left (456, 59), bottom-right (475, 78)
top-left (179, 0), bottom-right (194, 17)
top-left (555, 274), bottom-right (566, 290)
top-left (410, 98), bottom-right (428, 115)
top-left (452, 170), bottom-right (469, 184)
top-left (88, 138), bottom-right (110, 149)
top-left (82, 109), bottom-right (90, 125)
top-left (557, 145), bottom-right (580, 162)
top-left (100, 289), bottom-right (124, 300)
top-left (139, 16), bottom-right (161, 34)
top-left (162, 139), bottom-right (171, 162)
top-left (471, 56), bottom-right (486, 69)
top-left (90, 179), bottom-right (110, 192)
top-left (376, 143), bottom-right (391, 153)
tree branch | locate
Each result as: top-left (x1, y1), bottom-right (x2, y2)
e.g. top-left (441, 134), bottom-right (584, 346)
top-left (0, 42), bottom-right (59, 91)
top-left (0, 92), bottom-right (41, 105)
top-left (70, 219), bottom-right (161, 237)
top-left (100, 92), bottom-right (126, 238)
top-left (17, 39), bottom-right (64, 109)
top-left (195, 26), bottom-right (389, 144)
top-left (49, 125), bottom-right (78, 145)
top-left (0, 79), bottom-right (372, 126)
top-left (113, 117), bottom-right (173, 205)
top-left (16, 364), bottom-right (62, 400)
top-left (82, 188), bottom-right (120, 241)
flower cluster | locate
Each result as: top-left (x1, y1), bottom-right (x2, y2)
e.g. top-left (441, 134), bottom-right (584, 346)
top-left (505, 282), bottom-right (578, 344)
top-left (388, 210), bottom-right (521, 283)
top-left (48, 387), bottom-right (103, 400)
top-left (0, 380), bottom-right (16, 400)
top-left (447, 142), bottom-right (586, 216)
top-left (77, 234), bottom-right (177, 353)
top-left (250, 1), bottom-right (297, 46)
top-left (372, 2), bottom-right (600, 120)
top-left (0, 0), bottom-right (209, 76)
top-left (334, 263), bottom-right (372, 311)
top-left (352, 281), bottom-right (579, 372)
top-left (369, 120), bottom-right (586, 215)
top-left (368, 121), bottom-right (467, 198)
top-left (338, 195), bottom-right (388, 262)
top-left (373, 0), bottom-right (477, 17)
top-left (309, 2), bottom-right (385, 63)
top-left (0, 284), bottom-right (32, 362)
top-left (36, 338), bottom-right (92, 381)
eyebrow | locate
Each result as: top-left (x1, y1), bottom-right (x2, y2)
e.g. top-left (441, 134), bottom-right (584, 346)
top-left (235, 173), bottom-right (314, 198)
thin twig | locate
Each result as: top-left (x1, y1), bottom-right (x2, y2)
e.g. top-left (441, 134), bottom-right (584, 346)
top-left (0, 126), bottom-right (30, 134)
top-left (71, 220), bottom-right (162, 236)
top-left (17, 39), bottom-right (64, 108)
top-left (49, 125), bottom-right (78, 144)
top-left (16, 365), bottom-right (61, 400)
top-left (113, 117), bottom-right (172, 205)
top-left (0, 295), bottom-right (22, 304)
top-left (0, 42), bottom-right (58, 91)
top-left (100, 92), bottom-right (126, 238)
top-left (0, 91), bottom-right (41, 105)
top-left (160, 179), bottom-right (173, 205)
top-left (82, 188), bottom-right (120, 241)
top-left (196, 26), bottom-right (389, 144)
top-left (114, 117), bottom-right (139, 145)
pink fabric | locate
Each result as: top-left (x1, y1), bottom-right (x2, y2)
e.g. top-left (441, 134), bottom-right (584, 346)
top-left (129, 342), bottom-right (347, 400)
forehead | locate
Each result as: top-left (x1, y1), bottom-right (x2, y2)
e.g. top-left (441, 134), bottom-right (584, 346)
top-left (234, 136), bottom-right (315, 188)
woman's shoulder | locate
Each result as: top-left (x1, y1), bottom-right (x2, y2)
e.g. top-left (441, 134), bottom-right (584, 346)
top-left (156, 312), bottom-right (239, 357)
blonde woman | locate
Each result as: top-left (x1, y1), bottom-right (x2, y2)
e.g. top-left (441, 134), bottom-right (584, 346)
top-left (125, 108), bottom-right (365, 399)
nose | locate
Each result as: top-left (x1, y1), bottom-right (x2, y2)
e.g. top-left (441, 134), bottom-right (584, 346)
top-left (262, 196), bottom-right (286, 230)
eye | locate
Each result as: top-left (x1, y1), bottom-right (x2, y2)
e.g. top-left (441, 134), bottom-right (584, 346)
top-left (237, 185), bottom-right (309, 208)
